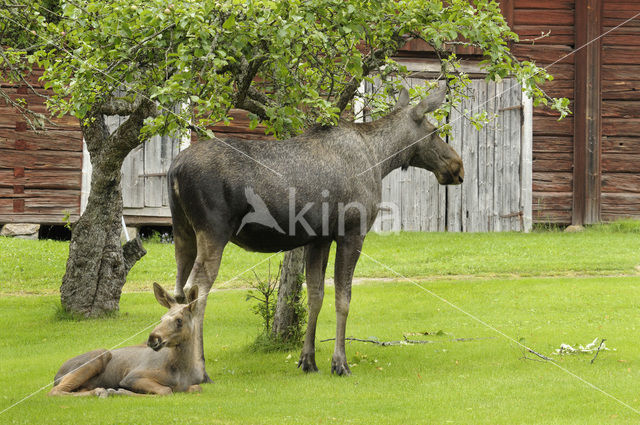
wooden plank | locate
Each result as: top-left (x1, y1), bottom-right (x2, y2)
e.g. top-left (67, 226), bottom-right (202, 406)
top-left (602, 80), bottom-right (640, 100)
top-left (602, 173), bottom-right (640, 193)
top-left (122, 214), bottom-right (173, 226)
top-left (447, 89), bottom-right (464, 232)
top-left (0, 213), bottom-right (80, 225)
top-left (515, 0), bottom-right (574, 9)
top-left (533, 192), bottom-right (573, 212)
top-left (603, 46), bottom-right (640, 64)
top-left (475, 81), bottom-right (489, 232)
top-left (399, 168), bottom-right (415, 231)
top-left (144, 135), bottom-right (165, 208)
top-left (602, 65), bottom-right (640, 81)
top-left (0, 169), bottom-right (81, 189)
top-left (121, 145), bottom-right (145, 209)
top-left (532, 116), bottom-right (574, 136)
top-left (389, 169), bottom-right (402, 232)
top-left (510, 44), bottom-right (575, 64)
top-left (533, 152), bottom-right (573, 172)
top-left (0, 128), bottom-right (82, 151)
top-left (532, 210), bottom-right (571, 224)
top-left (514, 9), bottom-right (575, 26)
top-left (511, 83), bottom-right (524, 231)
top-left (602, 118), bottom-right (640, 136)
top-left (602, 136), bottom-right (640, 153)
top-left (602, 101), bottom-right (640, 118)
top-left (532, 136), bottom-right (574, 153)
top-left (533, 172), bottom-right (572, 192)
top-left (601, 194), bottom-right (640, 218)
top-left (0, 149), bottom-right (82, 170)
top-left (464, 81), bottom-right (480, 232)
top-left (493, 80), bottom-right (506, 231)
top-left (602, 153), bottom-right (640, 173)
top-left (602, 33), bottom-right (640, 46)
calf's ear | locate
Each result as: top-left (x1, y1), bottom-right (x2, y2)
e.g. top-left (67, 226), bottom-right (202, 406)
top-left (153, 282), bottom-right (176, 309)
top-left (411, 86), bottom-right (447, 121)
top-left (186, 286), bottom-right (199, 312)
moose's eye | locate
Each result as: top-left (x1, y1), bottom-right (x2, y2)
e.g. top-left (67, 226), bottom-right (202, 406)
top-left (176, 318), bottom-right (183, 328)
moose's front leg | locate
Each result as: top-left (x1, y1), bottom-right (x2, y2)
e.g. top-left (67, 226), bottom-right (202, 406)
top-left (331, 235), bottom-right (364, 376)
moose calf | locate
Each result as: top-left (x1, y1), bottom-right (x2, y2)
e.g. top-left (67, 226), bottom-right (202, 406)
top-left (49, 283), bottom-right (203, 396)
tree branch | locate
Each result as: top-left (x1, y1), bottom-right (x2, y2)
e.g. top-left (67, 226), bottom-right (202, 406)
top-left (108, 97), bottom-right (157, 155)
top-left (99, 96), bottom-right (143, 116)
top-left (335, 34), bottom-right (408, 112)
top-left (233, 56), bottom-right (266, 108)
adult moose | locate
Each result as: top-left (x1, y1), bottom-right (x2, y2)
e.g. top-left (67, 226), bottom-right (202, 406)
top-left (168, 86), bottom-right (463, 378)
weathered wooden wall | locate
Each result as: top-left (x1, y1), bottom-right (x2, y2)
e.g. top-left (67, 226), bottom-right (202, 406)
top-left (510, 0), bottom-right (576, 224)
top-left (372, 79), bottom-right (532, 233)
top-left (600, 0), bottom-right (640, 221)
top-left (0, 70), bottom-right (83, 224)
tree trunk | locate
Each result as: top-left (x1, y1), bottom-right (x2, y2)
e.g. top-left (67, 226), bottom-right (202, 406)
top-left (272, 247), bottom-right (306, 342)
top-left (60, 101), bottom-right (152, 317)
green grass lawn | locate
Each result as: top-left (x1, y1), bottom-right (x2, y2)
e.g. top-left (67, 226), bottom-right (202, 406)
top-left (2, 223), bottom-right (640, 295)
top-left (2, 277), bottom-right (640, 424)
top-left (1, 222), bottom-right (640, 424)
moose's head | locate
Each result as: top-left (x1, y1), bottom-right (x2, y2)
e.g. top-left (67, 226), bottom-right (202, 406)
top-left (147, 283), bottom-right (198, 351)
top-left (395, 87), bottom-right (464, 185)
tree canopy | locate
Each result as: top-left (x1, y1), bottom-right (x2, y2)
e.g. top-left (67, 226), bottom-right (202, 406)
top-left (3, 0), bottom-right (569, 139)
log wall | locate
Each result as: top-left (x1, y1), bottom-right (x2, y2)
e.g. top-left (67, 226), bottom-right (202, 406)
top-left (511, 0), bottom-right (576, 224)
top-left (0, 71), bottom-right (83, 224)
top-left (600, 0), bottom-right (640, 221)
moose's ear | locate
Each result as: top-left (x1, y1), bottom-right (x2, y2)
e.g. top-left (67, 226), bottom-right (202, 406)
top-left (395, 88), bottom-right (411, 109)
top-left (410, 86), bottom-right (447, 121)
top-left (186, 286), bottom-right (199, 312)
top-left (153, 282), bottom-right (176, 309)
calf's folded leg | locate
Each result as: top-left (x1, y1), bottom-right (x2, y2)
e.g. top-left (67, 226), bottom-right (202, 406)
top-left (49, 349), bottom-right (112, 396)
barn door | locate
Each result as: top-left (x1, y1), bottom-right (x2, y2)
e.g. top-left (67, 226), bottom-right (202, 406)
top-left (371, 78), bottom-right (533, 233)
top-left (120, 128), bottom-right (183, 219)
top-left (80, 114), bottom-right (185, 222)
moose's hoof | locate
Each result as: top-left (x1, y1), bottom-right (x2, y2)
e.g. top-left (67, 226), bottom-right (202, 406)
top-left (298, 353), bottom-right (319, 373)
top-left (331, 357), bottom-right (351, 376)
top-left (94, 388), bottom-right (109, 398)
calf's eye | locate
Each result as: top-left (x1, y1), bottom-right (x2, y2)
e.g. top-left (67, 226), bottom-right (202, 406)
top-left (176, 318), bottom-right (183, 328)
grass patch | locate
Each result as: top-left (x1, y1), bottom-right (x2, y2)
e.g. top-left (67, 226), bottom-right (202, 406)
top-left (2, 222), bottom-right (640, 295)
top-left (2, 277), bottom-right (640, 424)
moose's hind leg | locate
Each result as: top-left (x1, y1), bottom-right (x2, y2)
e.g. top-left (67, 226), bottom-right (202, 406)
top-left (173, 221), bottom-right (197, 304)
top-left (331, 235), bottom-right (364, 376)
top-left (298, 241), bottom-right (331, 373)
top-left (49, 349), bottom-right (112, 396)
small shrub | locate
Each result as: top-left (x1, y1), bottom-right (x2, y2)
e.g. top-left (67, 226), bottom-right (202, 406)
top-left (246, 264), bottom-right (280, 336)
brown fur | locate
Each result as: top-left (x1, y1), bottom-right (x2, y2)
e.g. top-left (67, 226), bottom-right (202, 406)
top-left (49, 284), bottom-right (203, 396)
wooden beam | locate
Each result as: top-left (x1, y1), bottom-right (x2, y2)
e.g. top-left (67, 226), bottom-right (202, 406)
top-left (573, 0), bottom-right (602, 225)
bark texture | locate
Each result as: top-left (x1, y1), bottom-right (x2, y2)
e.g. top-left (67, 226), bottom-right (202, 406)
top-left (271, 247), bottom-right (306, 342)
top-left (60, 99), bottom-right (154, 317)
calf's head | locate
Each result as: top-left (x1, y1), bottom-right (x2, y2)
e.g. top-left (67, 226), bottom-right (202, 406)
top-left (147, 283), bottom-right (198, 351)
top-left (397, 87), bottom-right (464, 185)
